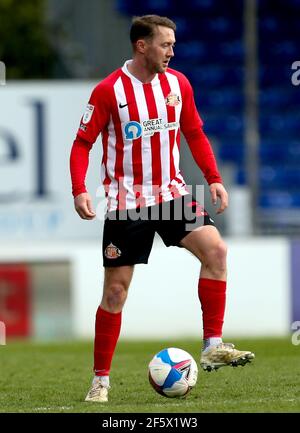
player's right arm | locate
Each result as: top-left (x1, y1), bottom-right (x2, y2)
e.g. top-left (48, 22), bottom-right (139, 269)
top-left (69, 82), bottom-right (111, 219)
top-left (70, 138), bottom-right (96, 219)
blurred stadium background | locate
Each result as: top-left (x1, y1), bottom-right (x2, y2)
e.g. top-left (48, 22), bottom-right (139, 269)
top-left (0, 0), bottom-right (299, 344)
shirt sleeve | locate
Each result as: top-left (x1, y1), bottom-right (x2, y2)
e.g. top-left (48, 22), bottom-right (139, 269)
top-left (76, 82), bottom-right (111, 144)
top-left (70, 82), bottom-right (111, 197)
top-left (179, 74), bottom-right (223, 185)
top-left (69, 137), bottom-right (93, 197)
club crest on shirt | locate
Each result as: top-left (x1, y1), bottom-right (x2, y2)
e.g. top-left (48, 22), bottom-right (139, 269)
top-left (82, 104), bottom-right (95, 124)
top-left (165, 92), bottom-right (181, 107)
top-left (104, 243), bottom-right (122, 259)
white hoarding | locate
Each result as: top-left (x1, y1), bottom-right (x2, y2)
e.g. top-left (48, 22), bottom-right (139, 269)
top-left (0, 81), bottom-right (104, 240)
top-left (0, 237), bottom-right (290, 338)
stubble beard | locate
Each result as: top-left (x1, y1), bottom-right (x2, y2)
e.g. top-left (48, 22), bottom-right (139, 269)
top-left (145, 56), bottom-right (165, 75)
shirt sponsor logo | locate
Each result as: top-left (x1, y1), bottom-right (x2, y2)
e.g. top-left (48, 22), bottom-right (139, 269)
top-left (124, 121), bottom-right (143, 140)
top-left (123, 118), bottom-right (179, 140)
top-left (82, 104), bottom-right (94, 124)
top-left (79, 124), bottom-right (87, 132)
top-left (165, 92), bottom-right (181, 106)
top-left (104, 243), bottom-right (122, 259)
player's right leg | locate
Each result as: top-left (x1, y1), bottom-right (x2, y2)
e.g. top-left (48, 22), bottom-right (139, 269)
top-left (85, 265), bottom-right (134, 402)
top-left (85, 209), bottom-right (155, 402)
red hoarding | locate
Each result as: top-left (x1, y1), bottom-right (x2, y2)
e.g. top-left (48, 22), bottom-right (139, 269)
top-left (0, 264), bottom-right (31, 337)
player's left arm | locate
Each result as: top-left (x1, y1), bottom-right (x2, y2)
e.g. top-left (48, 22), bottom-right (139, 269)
top-left (179, 74), bottom-right (228, 214)
top-left (209, 182), bottom-right (228, 214)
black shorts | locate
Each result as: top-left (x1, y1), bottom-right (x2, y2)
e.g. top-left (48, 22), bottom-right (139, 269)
top-left (102, 195), bottom-right (215, 267)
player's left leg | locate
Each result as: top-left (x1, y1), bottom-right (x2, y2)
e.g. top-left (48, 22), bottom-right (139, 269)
top-left (180, 225), bottom-right (227, 343)
top-left (180, 225), bottom-right (255, 371)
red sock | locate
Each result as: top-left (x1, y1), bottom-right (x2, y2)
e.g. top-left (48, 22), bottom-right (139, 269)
top-left (198, 278), bottom-right (226, 339)
top-left (94, 306), bottom-right (122, 376)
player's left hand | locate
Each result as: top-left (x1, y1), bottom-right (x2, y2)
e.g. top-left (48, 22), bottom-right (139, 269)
top-left (209, 183), bottom-right (228, 214)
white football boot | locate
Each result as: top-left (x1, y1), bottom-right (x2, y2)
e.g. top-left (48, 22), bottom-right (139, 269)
top-left (85, 377), bottom-right (110, 402)
top-left (200, 342), bottom-right (255, 372)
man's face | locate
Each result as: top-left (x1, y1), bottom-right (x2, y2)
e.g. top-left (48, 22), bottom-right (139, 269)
top-left (143, 26), bottom-right (175, 74)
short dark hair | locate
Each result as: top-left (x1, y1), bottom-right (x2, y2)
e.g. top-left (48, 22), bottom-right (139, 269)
top-left (130, 15), bottom-right (176, 44)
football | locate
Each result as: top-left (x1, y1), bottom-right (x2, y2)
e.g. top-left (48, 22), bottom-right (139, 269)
top-left (148, 347), bottom-right (198, 398)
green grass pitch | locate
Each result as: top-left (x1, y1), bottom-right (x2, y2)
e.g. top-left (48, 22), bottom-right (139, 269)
top-left (0, 338), bottom-right (299, 413)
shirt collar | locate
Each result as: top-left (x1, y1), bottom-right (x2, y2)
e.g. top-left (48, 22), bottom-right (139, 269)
top-left (122, 60), bottom-right (160, 85)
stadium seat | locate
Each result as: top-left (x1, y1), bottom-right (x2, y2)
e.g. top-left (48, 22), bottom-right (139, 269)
top-left (259, 191), bottom-right (300, 208)
top-left (117, 0), bottom-right (300, 227)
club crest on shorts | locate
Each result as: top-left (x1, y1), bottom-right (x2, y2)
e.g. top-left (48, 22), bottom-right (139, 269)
top-left (105, 243), bottom-right (122, 259)
top-left (165, 92), bottom-right (181, 106)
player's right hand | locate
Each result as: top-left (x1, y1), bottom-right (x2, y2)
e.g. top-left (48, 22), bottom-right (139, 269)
top-left (74, 192), bottom-right (96, 220)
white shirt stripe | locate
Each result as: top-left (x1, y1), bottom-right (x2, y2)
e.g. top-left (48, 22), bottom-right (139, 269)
top-left (104, 114), bottom-right (118, 211)
top-left (113, 76), bottom-right (135, 209)
top-left (131, 81), bottom-right (155, 207)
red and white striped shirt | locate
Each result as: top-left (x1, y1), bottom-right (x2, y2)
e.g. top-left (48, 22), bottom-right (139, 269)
top-left (70, 60), bottom-right (222, 211)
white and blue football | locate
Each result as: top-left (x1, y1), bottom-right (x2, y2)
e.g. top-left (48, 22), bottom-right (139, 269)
top-left (148, 347), bottom-right (198, 398)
